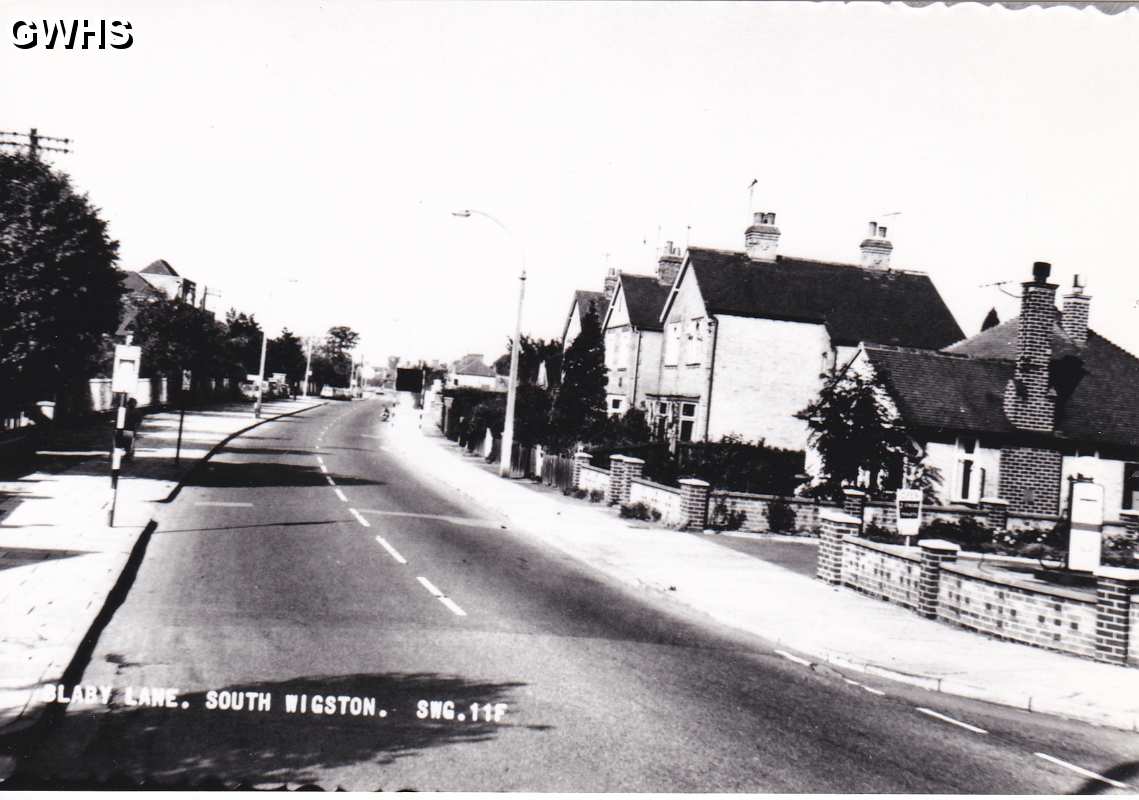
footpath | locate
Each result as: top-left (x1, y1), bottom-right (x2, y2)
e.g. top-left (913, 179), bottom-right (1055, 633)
top-left (387, 410), bottom-right (1139, 734)
top-left (0, 398), bottom-right (323, 744)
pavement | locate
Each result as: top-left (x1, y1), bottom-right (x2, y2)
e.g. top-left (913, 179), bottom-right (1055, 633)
top-left (0, 397), bottom-right (324, 740)
top-left (387, 405), bottom-right (1139, 734)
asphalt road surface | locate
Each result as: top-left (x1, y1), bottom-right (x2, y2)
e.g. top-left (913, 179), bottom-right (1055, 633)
top-left (13, 400), bottom-right (1139, 791)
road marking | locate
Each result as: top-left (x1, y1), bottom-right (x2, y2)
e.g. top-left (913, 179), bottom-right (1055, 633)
top-left (194, 501), bottom-right (254, 508)
top-left (916, 707), bottom-right (987, 734)
top-left (361, 434), bottom-right (383, 439)
top-left (334, 488), bottom-right (348, 503)
top-left (373, 534), bottom-right (406, 563)
top-left (349, 507), bottom-right (370, 527)
top-left (862, 686), bottom-right (886, 696)
top-left (319, 464), bottom-right (328, 473)
top-left (325, 475), bottom-right (336, 486)
top-left (354, 508), bottom-right (501, 529)
top-left (774, 649), bottom-right (811, 667)
top-left (1033, 752), bottom-right (1129, 789)
top-left (316, 456), bottom-right (324, 465)
top-left (416, 576), bottom-right (467, 616)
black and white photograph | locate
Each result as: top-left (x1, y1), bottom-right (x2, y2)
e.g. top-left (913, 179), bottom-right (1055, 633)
top-left (1, 0), bottom-right (1138, 792)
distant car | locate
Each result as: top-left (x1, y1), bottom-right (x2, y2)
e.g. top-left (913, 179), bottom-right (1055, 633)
top-left (332, 387), bottom-right (353, 400)
top-left (238, 381), bottom-right (258, 401)
top-left (320, 386), bottom-right (334, 399)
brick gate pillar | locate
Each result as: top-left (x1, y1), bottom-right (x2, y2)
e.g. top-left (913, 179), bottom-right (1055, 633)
top-left (817, 509), bottom-right (860, 585)
top-left (918, 539), bottom-right (959, 619)
top-left (678, 478), bottom-right (711, 530)
top-left (842, 489), bottom-right (866, 532)
top-left (572, 452), bottom-right (592, 490)
top-left (979, 497), bottom-right (1010, 532)
top-left (621, 457), bottom-right (645, 506)
top-left (1093, 567), bottom-right (1139, 666)
top-left (607, 455), bottom-right (628, 505)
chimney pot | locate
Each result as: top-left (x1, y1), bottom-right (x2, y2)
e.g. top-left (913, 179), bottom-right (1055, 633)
top-left (1032, 261), bottom-right (1052, 284)
top-left (867, 221), bottom-right (878, 237)
top-left (745, 210), bottom-right (780, 262)
top-left (878, 225), bottom-right (887, 238)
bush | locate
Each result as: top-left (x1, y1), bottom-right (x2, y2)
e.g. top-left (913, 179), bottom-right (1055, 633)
top-left (917, 517), bottom-right (992, 550)
top-left (1103, 535), bottom-right (1137, 568)
top-left (862, 521), bottom-right (896, 543)
top-left (588, 489), bottom-right (605, 503)
top-left (709, 498), bottom-right (747, 531)
top-left (619, 501), bottom-right (660, 521)
top-left (766, 498), bottom-right (797, 533)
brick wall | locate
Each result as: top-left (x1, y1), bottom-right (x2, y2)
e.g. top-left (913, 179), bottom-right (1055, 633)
top-left (938, 563), bottom-right (1098, 659)
top-left (1002, 277), bottom-right (1057, 432)
top-left (629, 477), bottom-right (683, 526)
top-left (578, 464), bottom-right (610, 495)
top-left (841, 538), bottom-right (923, 610)
top-left (1131, 591), bottom-right (1139, 665)
top-left (709, 490), bottom-right (821, 534)
top-left (999, 446), bottom-right (1063, 514)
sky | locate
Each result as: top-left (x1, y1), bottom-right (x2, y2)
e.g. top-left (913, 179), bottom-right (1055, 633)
top-left (3, 1), bottom-right (1138, 369)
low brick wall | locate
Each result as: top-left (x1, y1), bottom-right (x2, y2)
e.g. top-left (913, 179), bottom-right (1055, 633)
top-left (1132, 595), bottom-right (1139, 665)
top-left (708, 491), bottom-right (822, 534)
top-left (630, 478), bottom-right (682, 526)
top-left (578, 464), bottom-right (610, 495)
top-left (841, 538), bottom-right (922, 610)
top-left (938, 563), bottom-right (1098, 660)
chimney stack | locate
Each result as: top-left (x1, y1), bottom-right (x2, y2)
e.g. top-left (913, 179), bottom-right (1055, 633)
top-left (859, 221), bottom-right (893, 269)
top-left (744, 211), bottom-right (780, 262)
top-left (603, 266), bottom-right (619, 300)
top-left (657, 241), bottom-right (683, 286)
top-left (1003, 261), bottom-right (1058, 432)
top-left (1061, 274), bottom-right (1090, 348)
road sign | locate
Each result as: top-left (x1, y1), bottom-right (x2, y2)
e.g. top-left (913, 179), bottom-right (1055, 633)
top-left (111, 345), bottom-right (141, 394)
top-left (896, 488), bottom-right (923, 539)
top-left (1069, 480), bottom-right (1104, 571)
top-left (182, 369), bottom-right (192, 391)
top-left (271, 372), bottom-right (287, 384)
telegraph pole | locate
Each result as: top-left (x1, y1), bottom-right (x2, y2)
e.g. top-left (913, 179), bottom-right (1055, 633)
top-left (0, 128), bottom-right (72, 159)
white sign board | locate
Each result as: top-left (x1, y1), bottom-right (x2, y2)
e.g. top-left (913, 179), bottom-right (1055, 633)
top-left (895, 488), bottom-right (923, 538)
top-left (271, 373), bottom-right (287, 384)
top-left (182, 369), bottom-right (192, 391)
top-left (1069, 481), bottom-right (1104, 572)
top-left (111, 345), bottom-right (141, 394)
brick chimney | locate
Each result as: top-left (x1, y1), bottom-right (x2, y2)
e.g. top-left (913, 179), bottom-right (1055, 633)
top-left (1061, 275), bottom-right (1090, 348)
top-left (859, 221), bottom-right (893, 269)
top-left (603, 266), bottom-right (618, 300)
top-left (1002, 261), bottom-right (1058, 432)
top-left (745, 211), bottom-right (780, 262)
top-left (657, 241), bottom-right (683, 286)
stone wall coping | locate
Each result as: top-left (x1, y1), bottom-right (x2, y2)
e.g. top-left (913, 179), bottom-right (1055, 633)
top-left (979, 497), bottom-right (1009, 506)
top-left (629, 476), bottom-right (681, 494)
top-left (843, 535), bottom-right (923, 562)
top-left (573, 452), bottom-right (593, 462)
top-left (1093, 565), bottom-right (1139, 582)
top-left (919, 538), bottom-right (961, 553)
top-left (621, 456), bottom-right (646, 466)
top-left (610, 455), bottom-right (628, 463)
top-left (710, 489), bottom-right (821, 506)
top-left (942, 562), bottom-right (1097, 605)
top-left (864, 498), bottom-right (984, 515)
top-left (678, 478), bottom-right (711, 488)
top-left (1119, 510), bottom-right (1139, 520)
top-left (580, 464), bottom-right (609, 476)
top-left (842, 488), bottom-right (867, 498)
top-left (820, 508), bottom-right (860, 525)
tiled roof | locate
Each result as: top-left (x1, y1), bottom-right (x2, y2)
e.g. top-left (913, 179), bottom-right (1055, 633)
top-left (866, 324), bottom-right (1139, 449)
top-left (617, 274), bottom-right (671, 332)
top-left (452, 354), bottom-right (496, 378)
top-left (684, 248), bottom-right (964, 349)
top-left (139, 259), bottom-right (179, 277)
top-left (121, 271), bottom-right (164, 297)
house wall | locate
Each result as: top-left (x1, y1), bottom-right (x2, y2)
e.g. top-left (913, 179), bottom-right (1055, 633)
top-left (450, 374), bottom-right (498, 390)
top-left (633, 330), bottom-right (663, 408)
top-left (923, 439), bottom-right (1001, 505)
top-left (708, 315), bottom-right (831, 451)
top-left (1061, 453), bottom-right (1127, 521)
top-left (657, 272), bottom-right (709, 402)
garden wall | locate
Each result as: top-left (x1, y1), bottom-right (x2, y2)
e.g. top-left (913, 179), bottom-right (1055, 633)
top-left (709, 490), bottom-right (821, 534)
top-left (840, 538), bottom-right (922, 610)
top-left (630, 478), bottom-right (682, 526)
top-left (578, 464), bottom-right (610, 495)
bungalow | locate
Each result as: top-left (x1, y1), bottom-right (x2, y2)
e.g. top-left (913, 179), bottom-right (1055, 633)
top-left (599, 243), bottom-right (679, 416)
top-left (447, 354), bottom-right (499, 391)
top-left (859, 262), bottom-right (1139, 519)
top-left (648, 213), bottom-right (964, 451)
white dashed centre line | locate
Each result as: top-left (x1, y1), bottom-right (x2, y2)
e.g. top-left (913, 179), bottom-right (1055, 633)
top-left (374, 535), bottom-right (406, 563)
top-left (334, 488), bottom-right (348, 503)
top-left (416, 576), bottom-right (467, 616)
top-left (195, 501), bottom-right (254, 507)
top-left (319, 464), bottom-right (328, 473)
top-left (316, 456), bottom-right (324, 465)
top-left (774, 649), bottom-right (812, 667)
top-left (1034, 752), bottom-right (1129, 789)
top-left (916, 707), bottom-right (987, 734)
top-left (349, 508), bottom-right (370, 527)
top-left (862, 686), bottom-right (886, 696)
top-left (325, 475), bottom-right (336, 486)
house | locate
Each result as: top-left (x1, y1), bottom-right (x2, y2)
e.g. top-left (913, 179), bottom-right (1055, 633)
top-left (560, 267), bottom-right (616, 353)
top-left (648, 213), bottom-right (964, 451)
top-left (599, 243), bottom-right (679, 416)
top-left (447, 354), bottom-right (499, 390)
top-left (858, 262), bottom-right (1139, 519)
top-left (134, 259), bottom-right (197, 305)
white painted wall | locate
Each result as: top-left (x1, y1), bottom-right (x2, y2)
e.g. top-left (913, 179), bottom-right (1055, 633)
top-left (1062, 453), bottom-right (1127, 520)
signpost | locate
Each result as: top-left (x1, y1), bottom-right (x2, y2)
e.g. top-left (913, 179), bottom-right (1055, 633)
top-left (176, 370), bottom-right (191, 466)
top-left (896, 488), bottom-right (923, 546)
top-left (1068, 477), bottom-right (1104, 572)
top-left (108, 344), bottom-right (142, 526)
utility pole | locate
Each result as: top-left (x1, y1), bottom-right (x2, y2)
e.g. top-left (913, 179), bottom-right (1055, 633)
top-left (303, 337), bottom-right (314, 397)
top-left (0, 128), bottom-right (72, 159)
top-left (253, 331), bottom-right (268, 419)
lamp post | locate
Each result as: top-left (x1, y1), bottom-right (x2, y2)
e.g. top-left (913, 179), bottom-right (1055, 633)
top-left (254, 278), bottom-right (301, 417)
top-left (452, 209), bottom-right (526, 478)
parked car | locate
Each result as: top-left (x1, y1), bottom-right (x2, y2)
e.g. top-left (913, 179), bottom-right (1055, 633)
top-left (320, 386), bottom-right (334, 399)
top-left (238, 381), bottom-right (258, 401)
top-left (332, 387), bottom-right (353, 401)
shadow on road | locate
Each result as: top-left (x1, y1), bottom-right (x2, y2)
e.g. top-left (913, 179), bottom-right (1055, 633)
top-left (187, 462), bottom-right (384, 489)
top-left (8, 671), bottom-right (539, 789)
top-left (1070, 761), bottom-right (1139, 794)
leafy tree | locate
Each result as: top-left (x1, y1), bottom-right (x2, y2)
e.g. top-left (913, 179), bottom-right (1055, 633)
top-left (309, 325), bottom-right (360, 388)
top-left (223, 309), bottom-right (263, 377)
top-left (267, 327), bottom-right (307, 385)
top-left (547, 308), bottom-right (607, 451)
top-left (0, 152), bottom-right (124, 417)
top-left (795, 369), bottom-right (940, 501)
top-left (131, 296), bottom-right (227, 384)
top-left (495, 335), bottom-right (564, 387)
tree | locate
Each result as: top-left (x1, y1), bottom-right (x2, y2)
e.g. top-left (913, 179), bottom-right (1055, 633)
top-left (795, 369), bottom-right (940, 501)
top-left (495, 336), bottom-right (563, 388)
top-left (981, 307), bottom-right (1000, 332)
top-left (310, 325), bottom-right (359, 388)
top-left (0, 152), bottom-right (124, 417)
top-left (547, 308), bottom-right (607, 450)
top-left (267, 327), bottom-right (307, 385)
top-left (131, 296), bottom-right (227, 384)
top-left (223, 309), bottom-right (263, 377)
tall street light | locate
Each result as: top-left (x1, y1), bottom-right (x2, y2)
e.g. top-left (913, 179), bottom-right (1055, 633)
top-left (452, 209), bottom-right (526, 478)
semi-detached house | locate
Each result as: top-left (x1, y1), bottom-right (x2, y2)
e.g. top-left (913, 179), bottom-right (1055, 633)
top-left (647, 213), bottom-right (964, 452)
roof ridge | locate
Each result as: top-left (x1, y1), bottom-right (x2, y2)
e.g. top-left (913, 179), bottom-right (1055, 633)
top-left (689, 245), bottom-right (930, 277)
top-left (1088, 328), bottom-right (1139, 363)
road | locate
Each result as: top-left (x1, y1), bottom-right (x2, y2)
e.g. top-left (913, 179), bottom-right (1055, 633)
top-left (13, 399), bottom-right (1139, 791)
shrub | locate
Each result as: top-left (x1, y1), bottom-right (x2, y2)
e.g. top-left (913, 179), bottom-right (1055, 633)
top-left (619, 501), bottom-right (658, 521)
top-left (862, 521), bottom-right (896, 543)
top-left (1103, 535), bottom-right (1137, 568)
top-left (917, 517), bottom-right (992, 550)
top-left (588, 489), bottom-right (605, 503)
top-left (766, 498), bottom-right (797, 533)
top-left (709, 498), bottom-right (747, 531)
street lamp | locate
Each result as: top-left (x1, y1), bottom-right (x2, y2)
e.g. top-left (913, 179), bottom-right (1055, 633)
top-left (452, 209), bottom-right (526, 478)
top-left (254, 278), bottom-right (301, 418)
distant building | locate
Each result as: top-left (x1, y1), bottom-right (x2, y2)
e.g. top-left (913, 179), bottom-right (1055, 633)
top-left (116, 259), bottom-right (199, 338)
top-left (447, 354), bottom-right (499, 390)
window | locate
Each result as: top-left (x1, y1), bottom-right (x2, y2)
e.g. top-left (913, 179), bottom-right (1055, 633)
top-left (664, 322), bottom-right (681, 365)
top-left (679, 403), bottom-right (697, 442)
top-left (610, 398), bottom-right (623, 415)
top-left (685, 319), bottom-right (702, 365)
top-left (954, 437), bottom-right (985, 502)
top-left (1124, 463), bottom-right (1139, 511)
